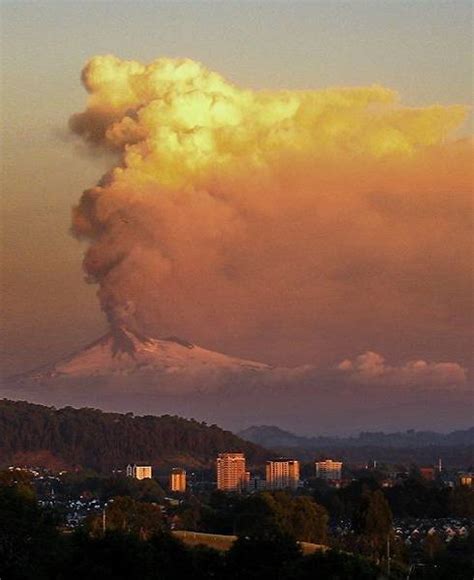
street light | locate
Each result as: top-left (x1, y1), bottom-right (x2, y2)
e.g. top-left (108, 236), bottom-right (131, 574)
top-left (387, 534), bottom-right (391, 577)
top-left (102, 499), bottom-right (114, 534)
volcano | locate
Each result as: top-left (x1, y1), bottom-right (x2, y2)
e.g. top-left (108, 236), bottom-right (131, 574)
top-left (16, 326), bottom-right (270, 386)
top-left (4, 328), bottom-right (471, 435)
top-left (3, 327), bottom-right (283, 427)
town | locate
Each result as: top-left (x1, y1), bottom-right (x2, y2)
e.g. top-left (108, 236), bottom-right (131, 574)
top-left (2, 439), bottom-right (473, 579)
top-left (5, 452), bottom-right (472, 547)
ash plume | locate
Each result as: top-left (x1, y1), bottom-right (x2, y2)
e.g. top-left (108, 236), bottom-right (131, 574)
top-left (70, 55), bottom-right (472, 367)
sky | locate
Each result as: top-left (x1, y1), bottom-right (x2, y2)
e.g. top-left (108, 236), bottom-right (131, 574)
top-left (0, 0), bottom-right (472, 388)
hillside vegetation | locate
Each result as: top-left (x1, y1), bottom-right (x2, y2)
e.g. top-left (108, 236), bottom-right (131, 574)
top-left (0, 399), bottom-right (268, 472)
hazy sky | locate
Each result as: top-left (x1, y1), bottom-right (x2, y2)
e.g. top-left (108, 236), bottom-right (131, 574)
top-left (1, 0), bottom-right (472, 376)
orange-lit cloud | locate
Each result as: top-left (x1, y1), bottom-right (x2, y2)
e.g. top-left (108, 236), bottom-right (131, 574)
top-left (337, 351), bottom-right (466, 388)
top-left (70, 55), bottom-right (473, 369)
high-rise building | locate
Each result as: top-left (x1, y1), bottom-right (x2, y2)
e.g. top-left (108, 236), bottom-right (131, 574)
top-left (217, 452), bottom-right (246, 491)
top-left (459, 473), bottom-right (473, 487)
top-left (126, 464), bottom-right (152, 480)
top-left (315, 459), bottom-right (342, 481)
top-left (170, 468), bottom-right (186, 492)
top-left (266, 459), bottom-right (300, 490)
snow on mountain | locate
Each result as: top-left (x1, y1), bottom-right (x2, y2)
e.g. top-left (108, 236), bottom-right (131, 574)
top-left (16, 326), bottom-right (270, 389)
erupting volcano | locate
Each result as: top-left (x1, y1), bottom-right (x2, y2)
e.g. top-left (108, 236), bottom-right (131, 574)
top-left (15, 326), bottom-right (270, 388)
top-left (1, 54), bottom-right (471, 434)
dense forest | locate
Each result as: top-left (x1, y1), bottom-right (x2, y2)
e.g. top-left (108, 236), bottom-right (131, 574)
top-left (0, 399), bottom-right (269, 472)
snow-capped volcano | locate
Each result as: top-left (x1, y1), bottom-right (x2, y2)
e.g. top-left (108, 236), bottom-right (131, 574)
top-left (5, 328), bottom-right (470, 435)
top-left (18, 326), bottom-right (270, 385)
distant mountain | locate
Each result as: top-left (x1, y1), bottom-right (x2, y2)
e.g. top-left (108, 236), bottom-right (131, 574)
top-left (238, 425), bottom-right (474, 449)
top-left (238, 425), bottom-right (313, 449)
top-left (238, 425), bottom-right (474, 467)
top-left (0, 399), bottom-right (269, 473)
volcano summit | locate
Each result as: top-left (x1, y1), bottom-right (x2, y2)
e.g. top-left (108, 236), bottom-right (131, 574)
top-left (14, 326), bottom-right (270, 388)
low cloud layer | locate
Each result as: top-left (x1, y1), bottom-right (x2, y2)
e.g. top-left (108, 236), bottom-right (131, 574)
top-left (337, 351), bottom-right (467, 388)
top-left (69, 55), bottom-right (472, 369)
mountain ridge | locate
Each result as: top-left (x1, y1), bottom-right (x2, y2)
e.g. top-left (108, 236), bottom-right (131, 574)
top-left (238, 424), bottom-right (474, 449)
top-left (0, 399), bottom-right (270, 472)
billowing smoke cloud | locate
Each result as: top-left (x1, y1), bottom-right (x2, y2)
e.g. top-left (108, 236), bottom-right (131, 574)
top-left (70, 55), bottom-right (472, 368)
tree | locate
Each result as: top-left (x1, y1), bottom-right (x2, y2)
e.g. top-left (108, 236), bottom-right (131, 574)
top-left (291, 550), bottom-right (379, 580)
top-left (235, 492), bottom-right (328, 544)
top-left (226, 532), bottom-right (301, 580)
top-left (0, 484), bottom-right (62, 580)
top-left (449, 486), bottom-right (474, 517)
top-left (354, 489), bottom-right (392, 556)
top-left (291, 496), bottom-right (328, 544)
top-left (191, 545), bottom-right (226, 580)
top-left (88, 496), bottom-right (164, 540)
top-left (235, 493), bottom-right (285, 540)
top-left (59, 529), bottom-right (151, 580)
top-left (176, 496), bottom-right (203, 531)
top-left (431, 530), bottom-right (474, 580)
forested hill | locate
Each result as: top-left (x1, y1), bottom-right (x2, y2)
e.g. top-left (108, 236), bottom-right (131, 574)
top-left (0, 399), bottom-right (269, 473)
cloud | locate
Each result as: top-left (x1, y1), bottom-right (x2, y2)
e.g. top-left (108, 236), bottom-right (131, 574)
top-left (69, 54), bottom-right (472, 368)
top-left (337, 351), bottom-right (467, 388)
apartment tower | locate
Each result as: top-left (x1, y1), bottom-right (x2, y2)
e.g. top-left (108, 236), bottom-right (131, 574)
top-left (217, 452), bottom-right (246, 491)
top-left (170, 468), bottom-right (187, 492)
top-left (315, 459), bottom-right (343, 481)
top-left (266, 459), bottom-right (300, 490)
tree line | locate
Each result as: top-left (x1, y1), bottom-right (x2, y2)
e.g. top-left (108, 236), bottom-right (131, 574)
top-left (1, 479), bottom-right (473, 580)
top-left (0, 399), bottom-right (268, 471)
top-left (0, 481), bottom-right (382, 580)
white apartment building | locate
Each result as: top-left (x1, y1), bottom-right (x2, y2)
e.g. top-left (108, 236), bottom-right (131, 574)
top-left (170, 468), bottom-right (186, 492)
top-left (217, 452), bottom-right (246, 491)
top-left (266, 459), bottom-right (300, 490)
top-left (315, 459), bottom-right (343, 481)
top-left (126, 464), bottom-right (152, 480)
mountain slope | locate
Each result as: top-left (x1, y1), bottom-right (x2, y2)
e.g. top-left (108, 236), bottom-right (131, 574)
top-left (0, 399), bottom-right (269, 472)
top-left (18, 326), bottom-right (269, 384)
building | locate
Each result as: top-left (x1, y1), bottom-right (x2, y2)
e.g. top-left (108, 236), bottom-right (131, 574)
top-left (459, 473), bottom-right (473, 487)
top-left (420, 467), bottom-right (435, 481)
top-left (216, 452), bottom-right (246, 491)
top-left (126, 464), bottom-right (152, 480)
top-left (170, 468), bottom-right (186, 492)
top-left (315, 459), bottom-right (343, 481)
top-left (266, 459), bottom-right (300, 490)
